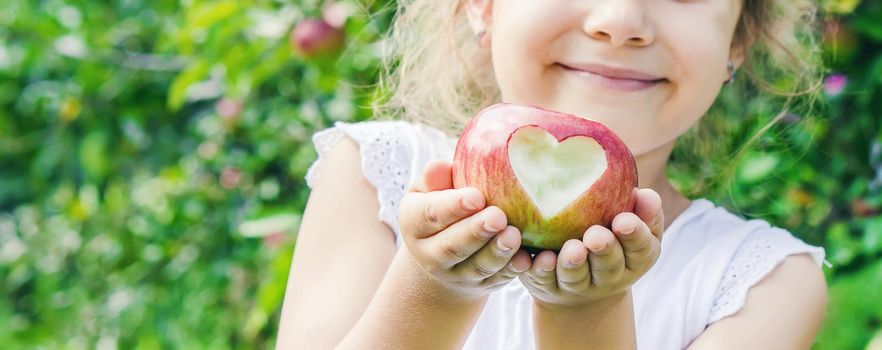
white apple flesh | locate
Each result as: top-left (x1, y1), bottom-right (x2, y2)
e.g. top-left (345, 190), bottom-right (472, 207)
top-left (452, 103), bottom-right (638, 251)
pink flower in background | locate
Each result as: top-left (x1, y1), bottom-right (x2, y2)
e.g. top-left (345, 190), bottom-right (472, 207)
top-left (215, 98), bottom-right (243, 120)
top-left (824, 74), bottom-right (848, 97)
top-left (220, 167), bottom-right (243, 189)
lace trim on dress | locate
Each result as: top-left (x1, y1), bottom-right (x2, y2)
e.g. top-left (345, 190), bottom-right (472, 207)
top-left (707, 227), bottom-right (826, 324)
top-left (304, 121), bottom-right (416, 246)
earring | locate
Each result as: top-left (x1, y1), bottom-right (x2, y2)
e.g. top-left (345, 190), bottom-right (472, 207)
top-left (726, 61), bottom-right (736, 85)
top-left (475, 29), bottom-right (486, 46)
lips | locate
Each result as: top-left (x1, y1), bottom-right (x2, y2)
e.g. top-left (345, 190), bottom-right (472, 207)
top-left (557, 62), bottom-right (668, 92)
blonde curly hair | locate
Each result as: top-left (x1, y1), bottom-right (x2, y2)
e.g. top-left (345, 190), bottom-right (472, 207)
top-left (373, 0), bottom-right (822, 127)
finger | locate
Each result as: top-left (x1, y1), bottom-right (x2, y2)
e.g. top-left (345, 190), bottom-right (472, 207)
top-left (610, 212), bottom-right (659, 272)
top-left (454, 225), bottom-right (521, 280)
top-left (583, 225), bottom-right (625, 286)
top-left (520, 250), bottom-right (558, 294)
top-left (410, 159), bottom-right (454, 193)
top-left (425, 206), bottom-right (507, 268)
top-left (482, 248), bottom-right (532, 290)
top-left (555, 239), bottom-right (590, 293)
top-left (633, 188), bottom-right (664, 239)
top-left (398, 187), bottom-right (487, 240)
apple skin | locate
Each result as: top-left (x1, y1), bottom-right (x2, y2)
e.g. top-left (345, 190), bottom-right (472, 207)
top-left (452, 103), bottom-right (638, 251)
top-left (290, 18), bottom-right (344, 59)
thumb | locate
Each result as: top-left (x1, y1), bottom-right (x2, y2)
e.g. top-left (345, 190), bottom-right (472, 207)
top-left (409, 159), bottom-right (453, 193)
top-left (633, 188), bottom-right (664, 239)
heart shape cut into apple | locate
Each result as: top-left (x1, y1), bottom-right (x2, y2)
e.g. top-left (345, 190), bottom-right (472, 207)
top-left (452, 103), bottom-right (638, 251)
top-left (508, 126), bottom-right (607, 219)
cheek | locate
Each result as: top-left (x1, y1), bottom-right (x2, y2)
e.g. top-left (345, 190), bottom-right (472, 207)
top-left (490, 5), bottom-right (564, 103)
top-left (490, 40), bottom-right (525, 101)
top-left (491, 38), bottom-right (561, 106)
top-left (663, 31), bottom-right (732, 136)
top-left (674, 31), bottom-right (730, 87)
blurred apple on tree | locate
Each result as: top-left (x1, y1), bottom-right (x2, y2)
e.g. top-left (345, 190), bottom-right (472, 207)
top-left (290, 17), bottom-right (345, 60)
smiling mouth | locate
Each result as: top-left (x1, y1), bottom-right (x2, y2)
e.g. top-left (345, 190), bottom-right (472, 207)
top-left (556, 63), bottom-right (668, 92)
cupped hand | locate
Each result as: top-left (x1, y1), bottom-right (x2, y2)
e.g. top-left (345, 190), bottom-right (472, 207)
top-left (398, 160), bottom-right (534, 300)
top-left (519, 188), bottom-right (665, 308)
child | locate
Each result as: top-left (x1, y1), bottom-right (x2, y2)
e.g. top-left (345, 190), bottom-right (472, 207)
top-left (277, 0), bottom-right (829, 348)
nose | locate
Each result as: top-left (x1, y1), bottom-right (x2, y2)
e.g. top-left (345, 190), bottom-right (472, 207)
top-left (582, 0), bottom-right (655, 47)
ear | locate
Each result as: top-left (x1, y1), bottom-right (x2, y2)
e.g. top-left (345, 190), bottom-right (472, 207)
top-left (465, 0), bottom-right (493, 34)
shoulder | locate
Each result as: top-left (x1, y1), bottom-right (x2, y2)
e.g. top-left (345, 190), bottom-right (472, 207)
top-left (706, 220), bottom-right (827, 322)
top-left (304, 120), bottom-right (451, 244)
top-left (675, 201), bottom-right (828, 348)
top-left (306, 119), bottom-right (419, 188)
top-left (687, 252), bottom-right (827, 349)
top-left (660, 200), bottom-right (828, 322)
top-left (308, 131), bottom-right (365, 186)
top-left (306, 119), bottom-right (458, 191)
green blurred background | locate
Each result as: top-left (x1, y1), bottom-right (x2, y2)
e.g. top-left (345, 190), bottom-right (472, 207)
top-left (1, 0), bottom-right (880, 348)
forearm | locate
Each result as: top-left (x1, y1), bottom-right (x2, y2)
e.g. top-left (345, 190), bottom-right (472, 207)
top-left (337, 247), bottom-right (487, 350)
top-left (532, 291), bottom-right (637, 350)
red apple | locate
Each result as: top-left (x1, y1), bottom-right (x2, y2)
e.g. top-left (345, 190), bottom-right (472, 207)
top-left (290, 18), bottom-right (344, 59)
top-left (452, 103), bottom-right (638, 251)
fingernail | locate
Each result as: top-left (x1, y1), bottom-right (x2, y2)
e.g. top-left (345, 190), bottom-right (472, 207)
top-left (462, 195), bottom-right (480, 211)
top-left (480, 222), bottom-right (498, 238)
top-left (589, 242), bottom-right (608, 253)
top-left (482, 221), bottom-right (501, 233)
top-left (620, 224), bottom-right (636, 235)
top-left (541, 264), bottom-right (555, 272)
top-left (510, 264), bottom-right (527, 273)
top-left (567, 257), bottom-right (586, 267)
top-left (496, 239), bottom-right (513, 253)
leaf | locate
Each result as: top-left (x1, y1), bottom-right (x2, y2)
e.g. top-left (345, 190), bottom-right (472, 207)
top-left (862, 216), bottom-right (882, 255)
top-left (242, 246), bottom-right (294, 340)
top-left (191, 0), bottom-right (240, 28)
top-left (852, 15), bottom-right (882, 42)
top-left (167, 59), bottom-right (210, 111)
top-left (250, 44), bottom-right (293, 92)
top-left (822, 0), bottom-right (863, 14)
top-left (738, 153), bottom-right (779, 183)
top-left (238, 213), bottom-right (300, 238)
top-left (828, 222), bottom-right (859, 266)
top-left (79, 129), bottom-right (109, 182)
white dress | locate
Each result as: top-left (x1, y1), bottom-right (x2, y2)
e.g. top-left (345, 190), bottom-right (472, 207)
top-left (304, 120), bottom-right (829, 350)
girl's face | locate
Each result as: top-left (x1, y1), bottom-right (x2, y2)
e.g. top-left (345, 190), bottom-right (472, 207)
top-left (470, 0), bottom-right (744, 156)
